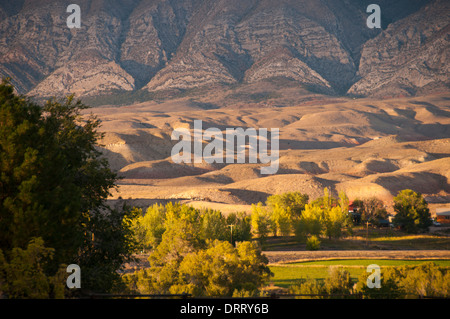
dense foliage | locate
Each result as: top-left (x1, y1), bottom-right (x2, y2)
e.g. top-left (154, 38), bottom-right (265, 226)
top-left (355, 262), bottom-right (450, 298)
top-left (124, 203), bottom-right (270, 297)
top-left (0, 80), bottom-right (139, 297)
top-left (266, 192), bottom-right (309, 217)
top-left (0, 238), bottom-right (66, 298)
top-left (131, 203), bottom-right (251, 251)
top-left (392, 189), bottom-right (432, 233)
top-left (293, 189), bottom-right (352, 242)
top-left (352, 197), bottom-right (388, 226)
top-left (289, 262), bottom-right (450, 299)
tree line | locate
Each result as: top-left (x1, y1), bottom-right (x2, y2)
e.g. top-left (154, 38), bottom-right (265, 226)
top-left (289, 262), bottom-right (450, 299)
top-left (121, 187), bottom-right (434, 297)
top-left (248, 187), bottom-right (431, 248)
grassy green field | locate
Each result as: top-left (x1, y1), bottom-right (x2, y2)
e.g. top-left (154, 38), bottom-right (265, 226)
top-left (263, 230), bottom-right (450, 251)
top-left (269, 259), bottom-right (450, 288)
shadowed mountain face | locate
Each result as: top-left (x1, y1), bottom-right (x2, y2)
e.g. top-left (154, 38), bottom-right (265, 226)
top-left (0, 0), bottom-right (448, 98)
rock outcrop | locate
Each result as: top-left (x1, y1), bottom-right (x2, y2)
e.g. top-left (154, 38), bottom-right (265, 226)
top-left (348, 0), bottom-right (450, 97)
top-left (0, 0), bottom-right (447, 98)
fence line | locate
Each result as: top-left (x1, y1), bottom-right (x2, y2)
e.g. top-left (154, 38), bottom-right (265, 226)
top-left (82, 291), bottom-right (447, 299)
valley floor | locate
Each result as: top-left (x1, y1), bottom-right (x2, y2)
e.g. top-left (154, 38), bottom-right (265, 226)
top-left (264, 249), bottom-right (450, 265)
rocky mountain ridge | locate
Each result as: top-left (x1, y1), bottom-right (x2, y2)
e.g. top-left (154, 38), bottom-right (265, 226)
top-left (0, 0), bottom-right (448, 100)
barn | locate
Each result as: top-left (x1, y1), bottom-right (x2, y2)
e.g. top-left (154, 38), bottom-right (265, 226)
top-left (436, 208), bottom-right (450, 224)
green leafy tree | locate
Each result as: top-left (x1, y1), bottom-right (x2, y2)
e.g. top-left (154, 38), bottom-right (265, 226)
top-left (394, 262), bottom-right (450, 298)
top-left (294, 204), bottom-right (324, 239)
top-left (123, 209), bottom-right (193, 297)
top-left (132, 204), bottom-right (166, 250)
top-left (250, 203), bottom-right (273, 243)
top-left (124, 203), bottom-right (200, 295)
top-left (200, 209), bottom-right (228, 242)
top-left (355, 262), bottom-right (450, 299)
top-left (354, 266), bottom-right (400, 299)
top-left (76, 204), bottom-right (140, 293)
top-left (295, 190), bottom-right (351, 241)
top-left (289, 267), bottom-right (354, 299)
top-left (270, 205), bottom-right (293, 237)
top-left (138, 240), bottom-right (271, 297)
top-left (266, 192), bottom-right (309, 217)
top-left (148, 203), bottom-right (204, 268)
top-left (225, 212), bottom-right (252, 243)
top-left (324, 267), bottom-right (353, 297)
top-left (123, 203), bottom-right (269, 297)
top-left (289, 278), bottom-right (326, 299)
top-left (0, 237), bottom-right (66, 299)
top-left (132, 203), bottom-right (231, 251)
top-left (310, 188), bottom-right (338, 210)
top-left (123, 240), bottom-right (272, 297)
top-left (0, 80), bottom-right (138, 295)
top-left (338, 192), bottom-right (349, 214)
top-left (322, 206), bottom-right (352, 239)
top-left (393, 189), bottom-right (431, 233)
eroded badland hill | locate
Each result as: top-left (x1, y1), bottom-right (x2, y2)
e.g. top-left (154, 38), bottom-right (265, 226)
top-left (86, 87), bottom-right (450, 214)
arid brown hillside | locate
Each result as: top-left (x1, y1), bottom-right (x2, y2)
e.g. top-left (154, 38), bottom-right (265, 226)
top-left (85, 91), bottom-right (450, 213)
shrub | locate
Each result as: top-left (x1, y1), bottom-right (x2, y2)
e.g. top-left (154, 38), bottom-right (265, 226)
top-left (306, 235), bottom-right (321, 251)
top-left (289, 278), bottom-right (326, 299)
top-left (324, 267), bottom-right (353, 297)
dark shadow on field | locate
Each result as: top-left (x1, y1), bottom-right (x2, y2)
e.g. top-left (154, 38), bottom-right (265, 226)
top-left (279, 139), bottom-right (347, 150)
top-left (410, 101), bottom-right (450, 118)
top-left (373, 172), bottom-right (449, 195)
top-left (119, 163), bottom-right (210, 179)
top-left (107, 198), bottom-right (182, 210)
top-left (414, 123), bottom-right (450, 139)
top-left (221, 188), bottom-right (270, 205)
top-left (369, 237), bottom-right (450, 250)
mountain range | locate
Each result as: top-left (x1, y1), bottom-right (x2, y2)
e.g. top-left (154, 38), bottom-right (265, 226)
top-left (0, 0), bottom-right (448, 100)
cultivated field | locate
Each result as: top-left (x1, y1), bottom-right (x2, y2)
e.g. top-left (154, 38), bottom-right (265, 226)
top-left (269, 259), bottom-right (450, 288)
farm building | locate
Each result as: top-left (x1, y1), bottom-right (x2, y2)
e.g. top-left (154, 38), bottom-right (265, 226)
top-left (435, 208), bottom-right (450, 224)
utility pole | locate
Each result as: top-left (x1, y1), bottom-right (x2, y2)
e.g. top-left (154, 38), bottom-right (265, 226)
top-left (228, 224), bottom-right (234, 246)
top-left (366, 220), bottom-right (369, 248)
